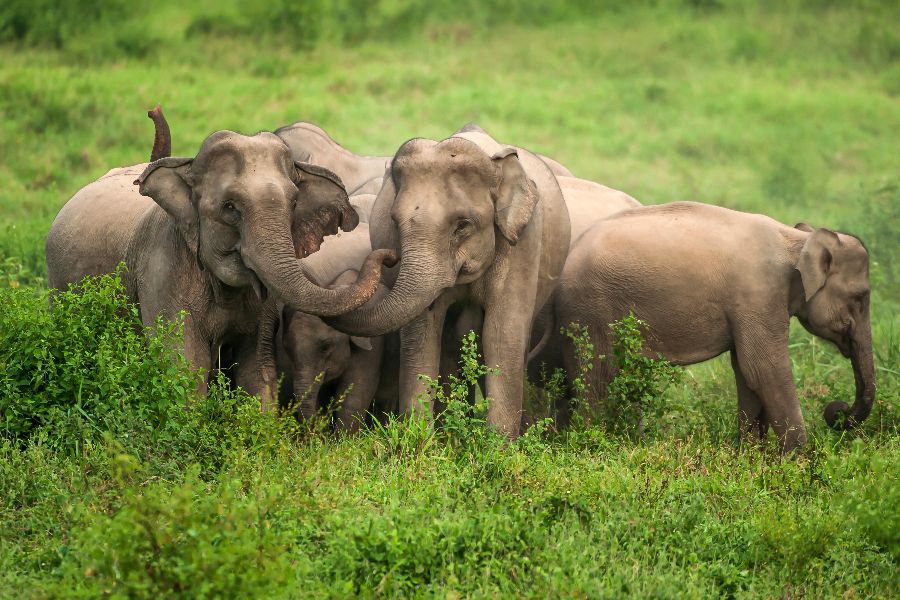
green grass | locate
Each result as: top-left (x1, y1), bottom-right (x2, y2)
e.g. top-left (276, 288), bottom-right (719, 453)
top-left (0, 1), bottom-right (898, 597)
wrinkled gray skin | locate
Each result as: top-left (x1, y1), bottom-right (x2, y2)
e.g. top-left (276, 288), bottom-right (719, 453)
top-left (276, 122), bottom-right (574, 197)
top-left (554, 202), bottom-right (875, 453)
top-left (46, 131), bottom-right (395, 406)
top-left (275, 122), bottom-right (391, 194)
top-left (527, 177), bottom-right (641, 386)
top-left (350, 177), bottom-right (385, 197)
top-left (269, 225), bottom-right (396, 431)
top-left (281, 272), bottom-right (398, 433)
top-left (328, 129), bottom-right (572, 438)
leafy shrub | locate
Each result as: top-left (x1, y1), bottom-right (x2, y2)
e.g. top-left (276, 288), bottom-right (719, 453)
top-left (421, 330), bottom-right (499, 452)
top-left (561, 322), bottom-right (595, 421)
top-left (53, 467), bottom-right (294, 597)
top-left (0, 270), bottom-right (193, 453)
top-left (562, 315), bottom-right (681, 439)
top-left (606, 313), bottom-right (682, 439)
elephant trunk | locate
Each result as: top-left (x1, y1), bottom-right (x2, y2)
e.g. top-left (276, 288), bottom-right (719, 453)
top-left (825, 319), bottom-right (876, 430)
top-left (294, 372), bottom-right (323, 420)
top-left (327, 240), bottom-right (451, 337)
top-left (243, 215), bottom-right (397, 317)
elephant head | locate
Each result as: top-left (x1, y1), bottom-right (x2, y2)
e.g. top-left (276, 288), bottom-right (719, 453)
top-left (330, 136), bottom-right (537, 336)
top-left (794, 224), bottom-right (875, 430)
top-left (282, 266), bottom-right (377, 418)
top-left (283, 307), bottom-right (372, 418)
top-left (135, 130), bottom-right (395, 316)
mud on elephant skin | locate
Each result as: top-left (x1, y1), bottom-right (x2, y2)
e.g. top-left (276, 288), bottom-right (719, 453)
top-left (47, 114), bottom-right (396, 405)
top-left (551, 201), bottom-right (875, 453)
top-left (328, 128), bottom-right (572, 439)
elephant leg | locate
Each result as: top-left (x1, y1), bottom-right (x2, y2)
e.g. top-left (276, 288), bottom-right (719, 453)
top-left (182, 315), bottom-right (213, 395)
top-left (232, 335), bottom-right (277, 413)
top-left (730, 350), bottom-right (768, 444)
top-left (733, 325), bottom-right (807, 453)
top-left (482, 306), bottom-right (533, 439)
top-left (398, 294), bottom-right (451, 418)
top-left (335, 340), bottom-right (384, 433)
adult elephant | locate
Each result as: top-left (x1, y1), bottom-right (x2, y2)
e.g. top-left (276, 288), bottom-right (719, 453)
top-left (46, 111), bottom-right (395, 406)
top-left (554, 202), bottom-right (876, 453)
top-left (275, 122), bottom-right (574, 198)
top-left (328, 129), bottom-right (571, 438)
top-left (275, 122), bottom-right (391, 194)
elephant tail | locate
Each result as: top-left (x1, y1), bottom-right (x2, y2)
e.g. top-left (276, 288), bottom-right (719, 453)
top-left (148, 103), bottom-right (171, 161)
top-left (527, 301), bottom-right (555, 364)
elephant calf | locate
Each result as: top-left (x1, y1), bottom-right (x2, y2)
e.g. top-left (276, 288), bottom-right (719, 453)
top-left (267, 224), bottom-right (397, 431)
top-left (553, 201), bottom-right (875, 453)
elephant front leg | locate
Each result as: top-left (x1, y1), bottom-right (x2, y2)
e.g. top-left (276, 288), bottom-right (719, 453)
top-left (182, 316), bottom-right (213, 396)
top-left (482, 308), bottom-right (532, 439)
top-left (233, 334), bottom-right (277, 412)
top-left (398, 296), bottom-right (450, 418)
top-left (733, 326), bottom-right (807, 453)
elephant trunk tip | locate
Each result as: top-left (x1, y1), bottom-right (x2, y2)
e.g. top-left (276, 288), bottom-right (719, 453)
top-left (147, 102), bottom-right (171, 162)
top-left (824, 395), bottom-right (874, 431)
top-left (824, 400), bottom-right (853, 430)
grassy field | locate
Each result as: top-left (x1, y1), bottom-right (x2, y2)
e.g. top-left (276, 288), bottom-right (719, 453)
top-left (1, 1), bottom-right (898, 597)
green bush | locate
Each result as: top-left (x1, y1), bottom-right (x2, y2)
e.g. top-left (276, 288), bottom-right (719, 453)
top-left (53, 467), bottom-right (294, 597)
top-left (562, 315), bottom-right (682, 439)
top-left (605, 313), bottom-right (683, 440)
top-left (0, 270), bottom-right (193, 453)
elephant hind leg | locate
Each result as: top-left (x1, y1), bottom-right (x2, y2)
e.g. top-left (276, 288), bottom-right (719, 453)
top-left (731, 350), bottom-right (769, 445)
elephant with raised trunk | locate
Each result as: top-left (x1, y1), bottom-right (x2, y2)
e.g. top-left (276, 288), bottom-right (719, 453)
top-left (553, 201), bottom-right (875, 453)
top-left (46, 110), bottom-right (395, 405)
top-left (328, 128), bottom-right (571, 438)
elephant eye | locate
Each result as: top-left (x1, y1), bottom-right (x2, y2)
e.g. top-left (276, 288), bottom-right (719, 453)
top-left (454, 219), bottom-right (473, 236)
top-left (222, 201), bottom-right (241, 220)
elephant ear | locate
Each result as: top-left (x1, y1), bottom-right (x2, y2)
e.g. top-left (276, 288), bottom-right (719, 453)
top-left (135, 156), bottom-right (198, 254)
top-left (797, 228), bottom-right (841, 301)
top-left (349, 336), bottom-right (373, 351)
top-left (291, 162), bottom-right (360, 258)
top-left (491, 147), bottom-right (538, 245)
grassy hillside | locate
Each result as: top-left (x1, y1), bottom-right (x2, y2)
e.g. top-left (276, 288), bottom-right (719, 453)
top-left (1, 1), bottom-right (898, 597)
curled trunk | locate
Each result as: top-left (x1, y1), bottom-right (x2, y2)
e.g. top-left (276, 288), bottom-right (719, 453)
top-left (243, 216), bottom-right (396, 317)
top-left (824, 320), bottom-right (876, 430)
top-left (326, 243), bottom-right (450, 337)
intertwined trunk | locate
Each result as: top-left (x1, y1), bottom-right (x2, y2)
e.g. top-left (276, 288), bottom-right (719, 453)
top-left (326, 238), bottom-right (450, 337)
top-left (242, 214), bottom-right (394, 317)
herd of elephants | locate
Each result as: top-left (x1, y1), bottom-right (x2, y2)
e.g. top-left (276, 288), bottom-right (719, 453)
top-left (44, 105), bottom-right (875, 453)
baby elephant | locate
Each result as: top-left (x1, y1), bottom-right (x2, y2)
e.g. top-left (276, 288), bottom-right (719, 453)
top-left (554, 201), bottom-right (875, 453)
top-left (279, 269), bottom-right (396, 432)
top-left (266, 224), bottom-right (397, 431)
